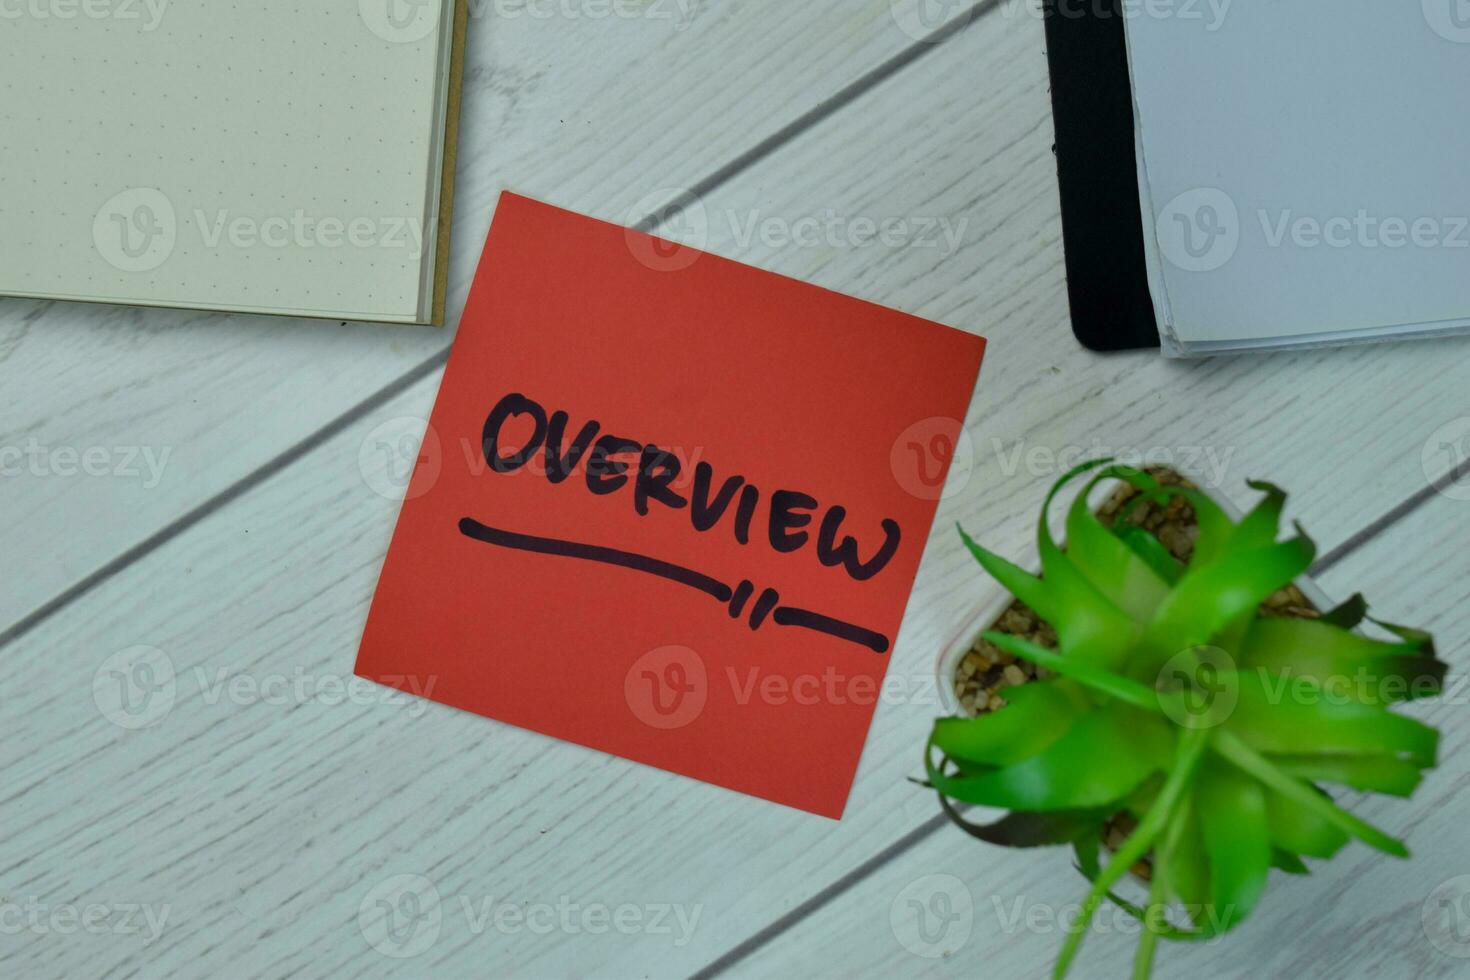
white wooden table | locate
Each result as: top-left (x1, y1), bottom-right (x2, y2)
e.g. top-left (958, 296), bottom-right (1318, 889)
top-left (4, 3), bottom-right (1469, 977)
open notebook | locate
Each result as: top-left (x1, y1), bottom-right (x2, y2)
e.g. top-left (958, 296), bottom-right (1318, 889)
top-left (0, 1), bottom-right (467, 325)
top-left (1124, 5), bottom-right (1470, 355)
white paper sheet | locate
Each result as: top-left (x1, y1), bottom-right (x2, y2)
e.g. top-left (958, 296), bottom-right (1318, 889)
top-left (1124, 3), bottom-right (1470, 353)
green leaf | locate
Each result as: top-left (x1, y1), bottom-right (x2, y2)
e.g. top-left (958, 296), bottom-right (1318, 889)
top-left (982, 632), bottom-right (1162, 713)
top-left (1138, 536), bottom-right (1317, 670)
top-left (1320, 593), bottom-right (1369, 630)
top-left (1195, 762), bottom-right (1271, 931)
top-left (1066, 466), bottom-right (1173, 621)
top-left (1075, 876), bottom-right (1223, 945)
top-left (1263, 785), bottom-right (1349, 859)
top-left (1117, 484), bottom-right (1236, 569)
top-left (1132, 846), bottom-right (1171, 980)
top-left (1185, 493), bottom-right (1240, 568)
top-left (928, 704), bottom-right (1169, 812)
top-left (1076, 802), bottom-right (1221, 943)
top-left (1035, 463), bottom-right (1142, 669)
top-left (1271, 753), bottom-right (1424, 797)
top-left (959, 526), bottom-right (1058, 622)
top-left (1241, 617), bottom-right (1446, 703)
top-left (1369, 616), bottom-right (1436, 650)
top-left (1271, 849), bottom-right (1310, 875)
top-left (1074, 833), bottom-right (1102, 877)
top-left (1230, 672), bottom-right (1439, 767)
top-left (1243, 616), bottom-right (1420, 663)
top-left (1213, 730), bottom-right (1408, 857)
top-left (931, 681), bottom-right (1089, 767)
top-left (1054, 728), bottom-right (1212, 980)
top-left (1114, 524), bottom-right (1186, 585)
top-left (1167, 802), bottom-right (1212, 928)
top-left (1076, 846), bottom-right (1223, 940)
top-left (1229, 480), bottom-right (1287, 552)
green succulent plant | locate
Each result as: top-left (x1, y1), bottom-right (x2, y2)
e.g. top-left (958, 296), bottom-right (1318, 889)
top-left (922, 460), bottom-right (1445, 980)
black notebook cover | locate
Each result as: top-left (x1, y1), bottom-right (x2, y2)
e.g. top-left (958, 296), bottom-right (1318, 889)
top-left (1043, 0), bottom-right (1160, 351)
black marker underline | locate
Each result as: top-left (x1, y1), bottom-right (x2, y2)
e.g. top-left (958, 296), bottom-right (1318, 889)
top-left (457, 518), bottom-right (891, 654)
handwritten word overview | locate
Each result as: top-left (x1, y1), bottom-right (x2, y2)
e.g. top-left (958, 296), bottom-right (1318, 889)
top-left (479, 394), bottom-right (902, 580)
top-left (458, 392), bottom-right (904, 653)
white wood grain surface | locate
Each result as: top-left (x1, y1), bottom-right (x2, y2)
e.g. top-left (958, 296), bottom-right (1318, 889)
top-left (4, 3), bottom-right (1467, 979)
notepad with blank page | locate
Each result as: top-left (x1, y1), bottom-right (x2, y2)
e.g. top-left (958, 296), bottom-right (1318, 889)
top-left (0, 1), bottom-right (465, 325)
top-left (1124, 4), bottom-right (1470, 356)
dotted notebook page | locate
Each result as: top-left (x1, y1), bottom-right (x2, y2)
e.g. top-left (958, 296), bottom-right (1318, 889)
top-left (0, 1), bottom-right (448, 322)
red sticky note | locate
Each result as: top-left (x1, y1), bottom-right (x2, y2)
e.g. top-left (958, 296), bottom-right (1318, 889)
top-left (356, 193), bottom-right (985, 818)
